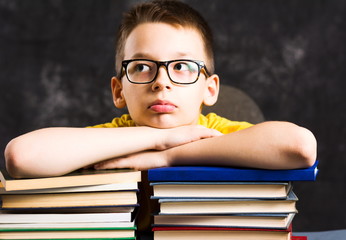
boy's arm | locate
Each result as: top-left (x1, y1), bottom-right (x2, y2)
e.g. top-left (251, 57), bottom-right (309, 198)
top-left (4, 126), bottom-right (221, 178)
top-left (168, 121), bottom-right (317, 169)
top-left (95, 121), bottom-right (317, 170)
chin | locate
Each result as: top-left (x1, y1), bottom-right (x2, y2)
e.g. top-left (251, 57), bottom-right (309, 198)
top-left (141, 120), bottom-right (191, 129)
top-left (135, 115), bottom-right (198, 129)
top-left (147, 122), bottom-right (181, 129)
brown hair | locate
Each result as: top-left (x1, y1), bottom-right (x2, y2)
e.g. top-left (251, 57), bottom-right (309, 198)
top-left (115, 0), bottom-right (215, 78)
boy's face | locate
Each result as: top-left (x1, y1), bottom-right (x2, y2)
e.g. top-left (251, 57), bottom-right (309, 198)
top-left (112, 23), bottom-right (219, 128)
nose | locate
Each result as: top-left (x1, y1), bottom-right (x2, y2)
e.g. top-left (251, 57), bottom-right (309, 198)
top-left (151, 66), bottom-right (172, 91)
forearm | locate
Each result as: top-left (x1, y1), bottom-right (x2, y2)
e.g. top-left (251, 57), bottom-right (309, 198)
top-left (5, 127), bottom-right (161, 178)
top-left (5, 125), bottom-right (220, 178)
top-left (167, 121), bottom-right (317, 169)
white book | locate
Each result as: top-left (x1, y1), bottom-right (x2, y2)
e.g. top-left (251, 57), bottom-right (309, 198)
top-left (0, 212), bottom-right (132, 223)
top-left (0, 221), bottom-right (135, 230)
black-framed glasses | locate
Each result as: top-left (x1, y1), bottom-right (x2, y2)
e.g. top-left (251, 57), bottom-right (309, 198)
top-left (121, 59), bottom-right (210, 84)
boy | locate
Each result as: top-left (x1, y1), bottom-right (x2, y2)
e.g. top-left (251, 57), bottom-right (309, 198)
top-left (4, 0), bottom-right (317, 179)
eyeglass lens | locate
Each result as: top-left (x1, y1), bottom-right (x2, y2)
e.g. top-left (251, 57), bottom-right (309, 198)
top-left (126, 60), bottom-right (200, 84)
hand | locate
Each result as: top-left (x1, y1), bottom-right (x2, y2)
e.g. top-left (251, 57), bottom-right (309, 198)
top-left (89, 125), bottom-right (222, 171)
top-left (157, 125), bottom-right (223, 150)
top-left (93, 150), bottom-right (168, 171)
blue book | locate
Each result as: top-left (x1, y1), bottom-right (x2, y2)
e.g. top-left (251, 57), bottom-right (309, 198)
top-left (148, 161), bottom-right (318, 182)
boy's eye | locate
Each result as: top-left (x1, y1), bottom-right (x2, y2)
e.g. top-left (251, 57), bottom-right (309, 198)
top-left (173, 62), bottom-right (198, 73)
top-left (134, 64), bottom-right (151, 73)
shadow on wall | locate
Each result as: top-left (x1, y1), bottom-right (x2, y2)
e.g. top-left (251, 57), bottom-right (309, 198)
top-left (203, 84), bottom-right (265, 124)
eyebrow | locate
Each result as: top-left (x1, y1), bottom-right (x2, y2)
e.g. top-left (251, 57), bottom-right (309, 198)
top-left (129, 53), bottom-right (153, 59)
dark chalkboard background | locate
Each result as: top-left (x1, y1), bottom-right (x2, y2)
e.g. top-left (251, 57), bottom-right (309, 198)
top-left (1, 0), bottom-right (345, 231)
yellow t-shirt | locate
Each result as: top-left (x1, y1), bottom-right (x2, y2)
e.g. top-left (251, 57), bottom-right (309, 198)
top-left (89, 113), bottom-right (253, 133)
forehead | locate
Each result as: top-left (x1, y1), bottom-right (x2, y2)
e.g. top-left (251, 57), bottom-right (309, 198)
top-left (123, 22), bottom-right (207, 61)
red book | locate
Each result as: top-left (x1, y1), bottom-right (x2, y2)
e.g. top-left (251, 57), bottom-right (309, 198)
top-left (292, 236), bottom-right (308, 240)
top-left (153, 226), bottom-right (292, 240)
top-left (152, 226), bottom-right (292, 232)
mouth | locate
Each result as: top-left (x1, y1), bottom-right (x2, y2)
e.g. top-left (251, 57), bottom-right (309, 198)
top-left (148, 100), bottom-right (177, 113)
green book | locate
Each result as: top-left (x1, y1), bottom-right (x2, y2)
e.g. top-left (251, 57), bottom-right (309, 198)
top-left (0, 226), bottom-right (136, 239)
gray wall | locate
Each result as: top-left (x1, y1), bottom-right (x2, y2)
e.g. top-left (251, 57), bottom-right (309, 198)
top-left (1, 0), bottom-right (345, 231)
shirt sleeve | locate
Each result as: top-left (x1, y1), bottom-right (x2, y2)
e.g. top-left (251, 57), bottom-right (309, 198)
top-left (199, 113), bottom-right (254, 134)
top-left (87, 114), bottom-right (135, 128)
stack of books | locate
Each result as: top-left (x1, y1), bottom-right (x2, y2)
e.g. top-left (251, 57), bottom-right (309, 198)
top-left (148, 161), bottom-right (318, 240)
top-left (0, 168), bottom-right (141, 239)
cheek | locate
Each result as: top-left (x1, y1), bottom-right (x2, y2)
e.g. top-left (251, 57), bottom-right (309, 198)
top-left (194, 83), bottom-right (208, 100)
top-left (122, 85), bottom-right (140, 104)
top-left (182, 87), bottom-right (205, 109)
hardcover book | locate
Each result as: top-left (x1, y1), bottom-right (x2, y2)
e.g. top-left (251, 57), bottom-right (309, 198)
top-left (0, 205), bottom-right (139, 213)
top-left (0, 168), bottom-right (141, 191)
top-left (148, 161), bottom-right (318, 182)
top-left (153, 212), bottom-right (295, 229)
top-left (151, 182), bottom-right (292, 199)
top-left (291, 236), bottom-right (307, 240)
top-left (0, 228), bottom-right (136, 239)
top-left (1, 191), bottom-right (138, 209)
top-left (0, 222), bottom-right (135, 231)
top-left (0, 181), bottom-right (138, 194)
top-left (157, 190), bottom-right (298, 214)
top-left (153, 226), bottom-right (292, 240)
top-left (0, 212), bottom-right (132, 224)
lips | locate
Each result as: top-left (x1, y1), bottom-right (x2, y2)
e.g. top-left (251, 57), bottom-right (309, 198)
top-left (149, 100), bottom-right (176, 113)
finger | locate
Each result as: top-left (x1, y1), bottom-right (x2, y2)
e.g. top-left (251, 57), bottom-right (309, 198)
top-left (195, 126), bottom-right (223, 138)
top-left (206, 128), bottom-right (223, 137)
top-left (94, 159), bottom-right (122, 170)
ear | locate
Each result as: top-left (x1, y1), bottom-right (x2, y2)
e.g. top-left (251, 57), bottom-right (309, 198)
top-left (203, 74), bottom-right (220, 106)
top-left (111, 77), bottom-right (127, 108)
